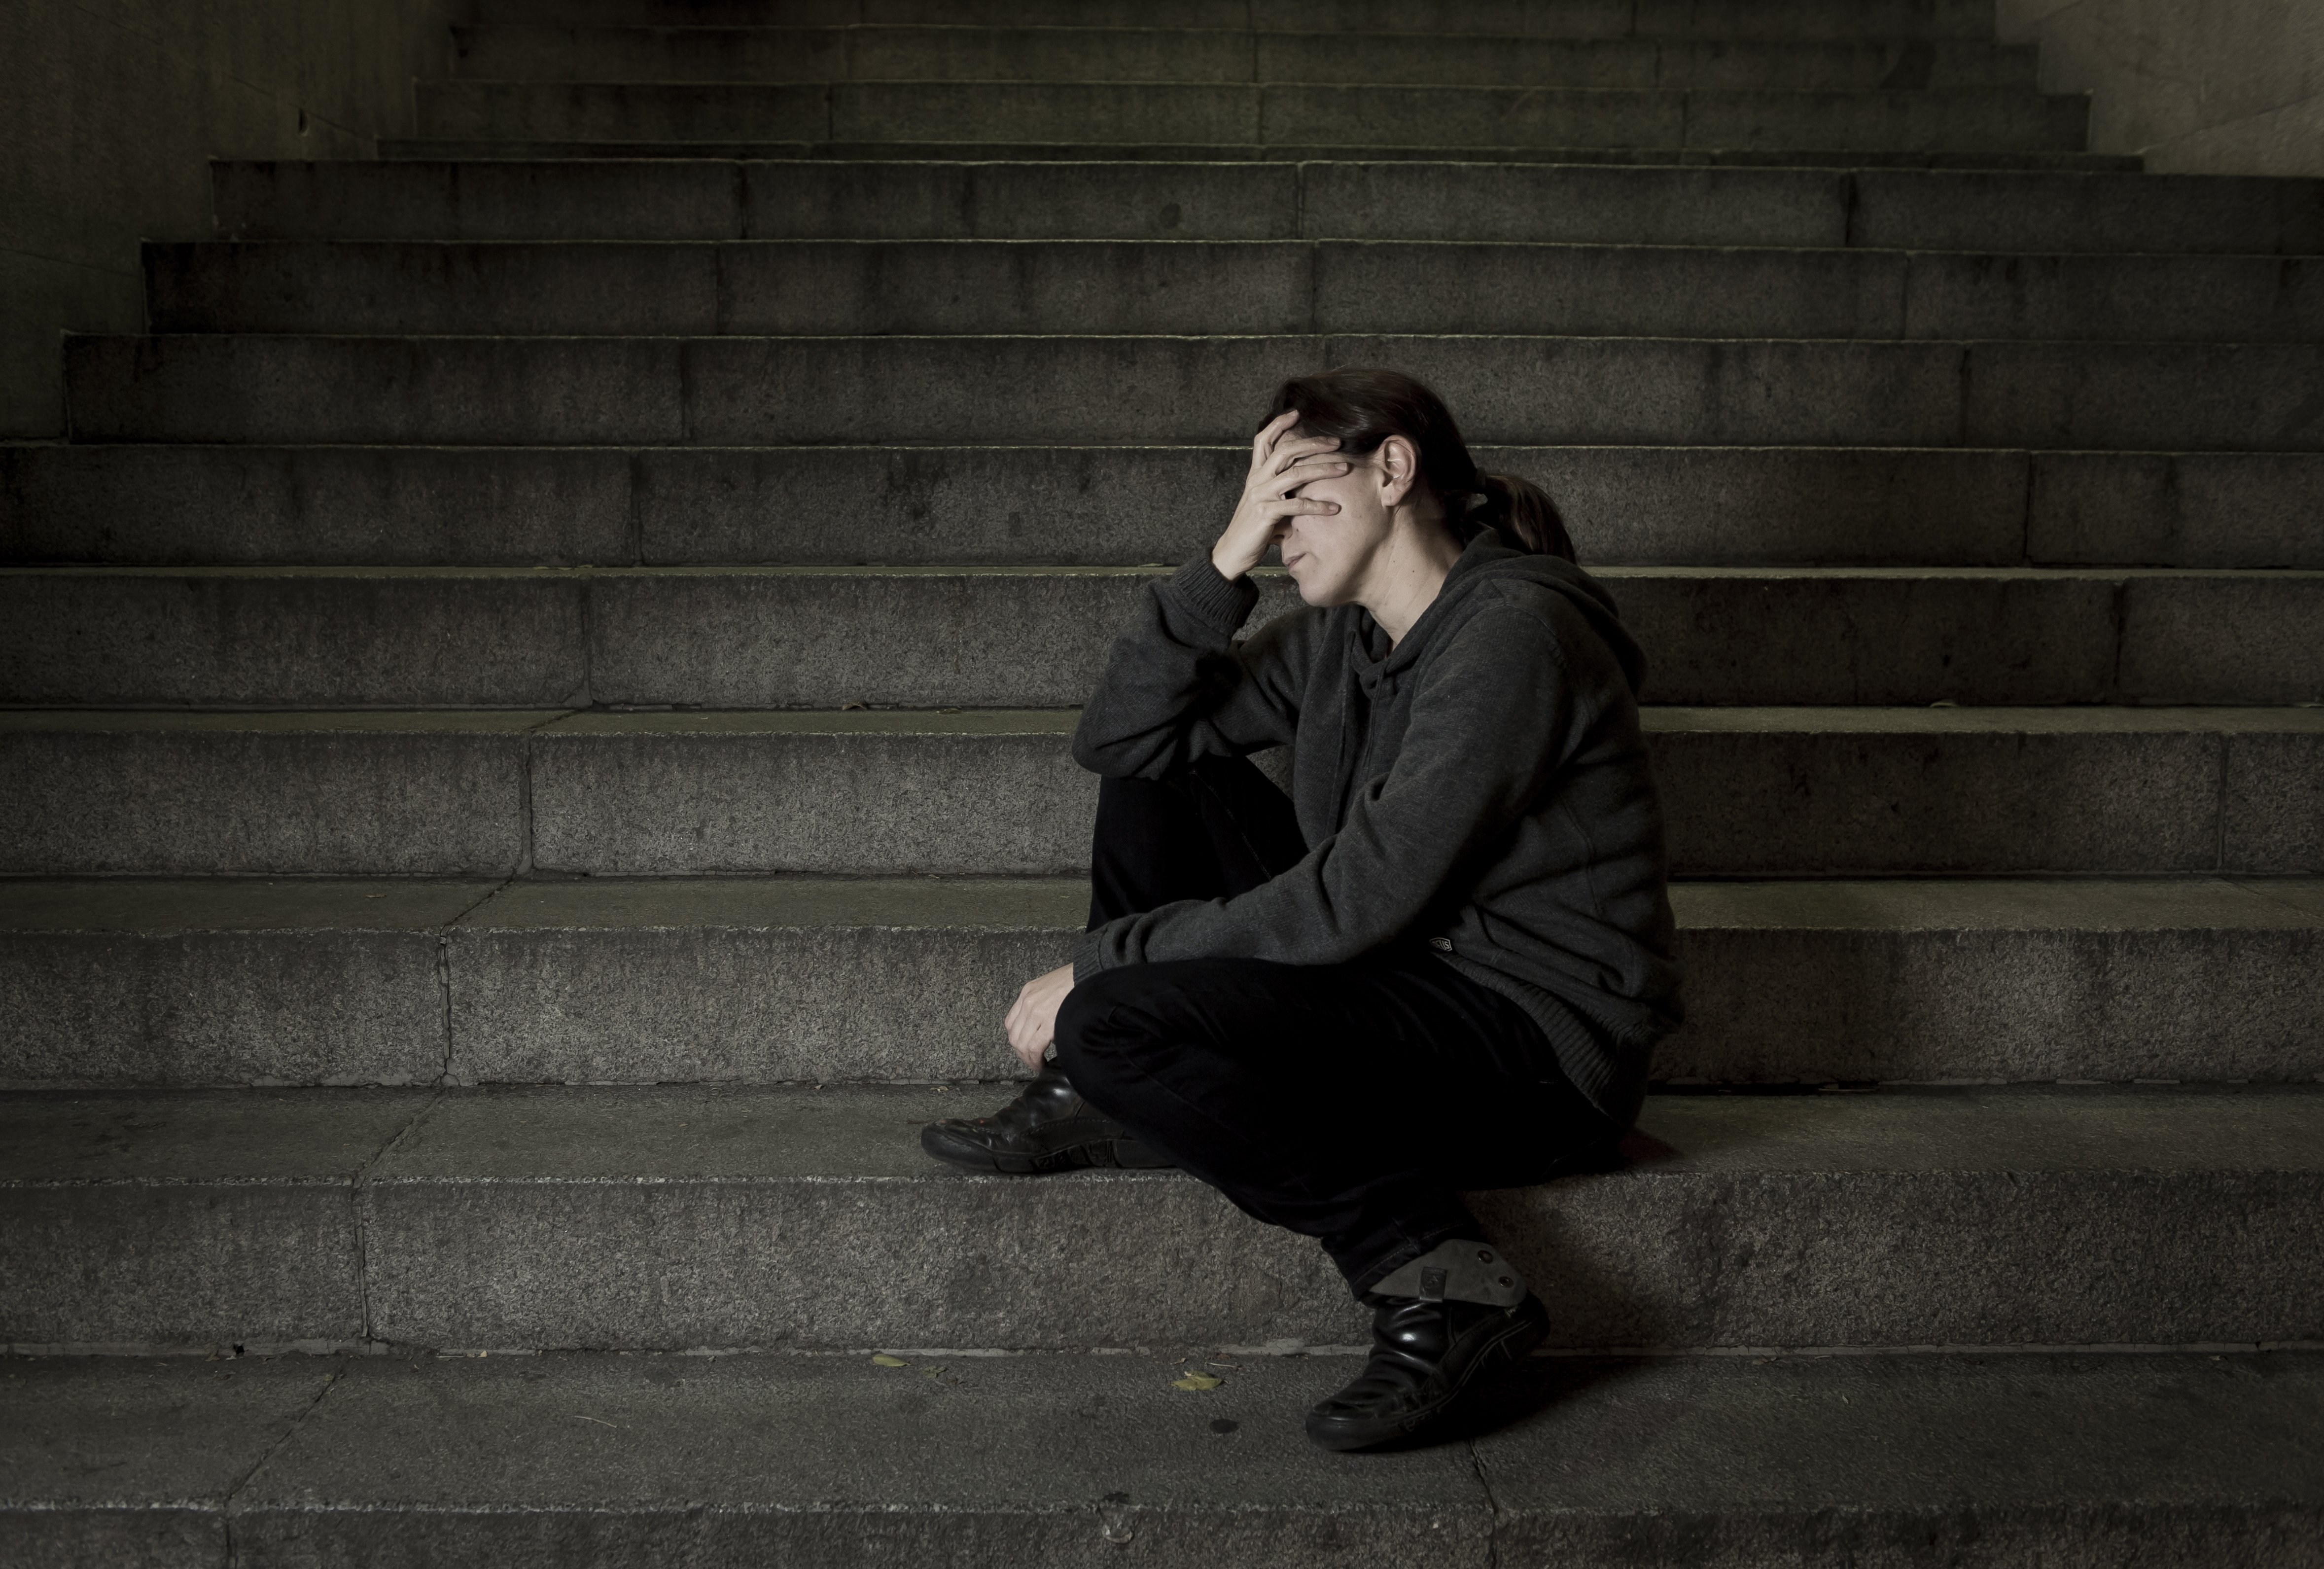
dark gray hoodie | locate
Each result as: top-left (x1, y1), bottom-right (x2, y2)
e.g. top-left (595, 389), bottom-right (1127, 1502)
top-left (1070, 533), bottom-right (1684, 1127)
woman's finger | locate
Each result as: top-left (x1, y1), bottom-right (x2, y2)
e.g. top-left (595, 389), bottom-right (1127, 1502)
top-left (1251, 409), bottom-right (1299, 464)
top-left (1265, 460), bottom-right (1350, 500)
top-left (1268, 435), bottom-right (1339, 476)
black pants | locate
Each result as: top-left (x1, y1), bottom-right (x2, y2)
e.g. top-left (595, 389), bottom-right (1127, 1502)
top-left (1053, 757), bottom-right (1621, 1297)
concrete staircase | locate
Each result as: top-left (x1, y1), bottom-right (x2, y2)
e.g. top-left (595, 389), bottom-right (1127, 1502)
top-left (3, 0), bottom-right (2322, 1561)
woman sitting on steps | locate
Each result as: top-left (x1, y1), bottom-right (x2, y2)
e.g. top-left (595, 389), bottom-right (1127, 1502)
top-left (921, 366), bottom-right (1684, 1452)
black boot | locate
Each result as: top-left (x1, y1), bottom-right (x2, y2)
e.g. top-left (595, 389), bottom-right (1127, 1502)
top-left (919, 1067), bottom-right (1174, 1175)
top-left (1305, 1243), bottom-right (1548, 1452)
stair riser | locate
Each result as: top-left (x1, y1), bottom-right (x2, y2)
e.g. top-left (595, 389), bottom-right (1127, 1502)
top-left (214, 159), bottom-right (2324, 254)
top-left (415, 82), bottom-right (2090, 154)
top-left (470, 0), bottom-right (2005, 45)
top-left (384, 139), bottom-right (2143, 171)
top-left (4, 722), bottom-right (2316, 876)
top-left (6, 892), bottom-right (2318, 1087)
top-left (12, 1353), bottom-right (2318, 1569)
top-left (259, 1167), bottom-right (2324, 1350)
top-left (6, 570), bottom-right (2318, 707)
top-left (0, 728), bottom-right (535, 878)
top-left (145, 241), bottom-right (2324, 343)
top-left (386, 141), bottom-right (2138, 172)
top-left (451, 26), bottom-right (2038, 90)
top-left (8, 1155), bottom-right (2316, 1352)
top-left (66, 335), bottom-right (2324, 451)
top-left (15, 445), bottom-right (2322, 571)
top-left (21, 1353), bottom-right (2324, 1569)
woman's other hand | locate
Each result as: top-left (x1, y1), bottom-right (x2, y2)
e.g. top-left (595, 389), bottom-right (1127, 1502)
top-left (1005, 963), bottom-right (1078, 1071)
top-left (1212, 409), bottom-right (1346, 580)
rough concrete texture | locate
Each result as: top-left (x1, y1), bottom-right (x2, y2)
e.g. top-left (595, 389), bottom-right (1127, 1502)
top-left (20, 442), bottom-right (2322, 570)
top-left (12, 1350), bottom-right (2320, 1568)
top-left (1645, 705), bottom-right (2324, 875)
top-left (468, 0), bottom-right (2003, 39)
top-left (2119, 573), bottom-right (2324, 704)
top-left (0, 569), bottom-right (593, 708)
top-left (1608, 567), bottom-right (2133, 705)
top-left (206, 158), bottom-right (2324, 254)
top-left (1474, 1351), bottom-right (2324, 1564)
top-left (6, 1084), bottom-right (2320, 1352)
top-left (366, 1084), bottom-right (2324, 1352)
top-left (7, 564), bottom-right (2315, 708)
top-left (511, 706), bottom-right (2318, 876)
top-left (0, 910), bottom-right (457, 1089)
top-left (0, 1089), bottom-right (435, 1348)
top-left (0, 1354), bottom-right (333, 1567)
top-left (2002, 0), bottom-right (2324, 178)
top-left (0, 441), bottom-right (635, 568)
top-left (413, 80), bottom-right (2086, 154)
top-left (4, 876), bottom-right (2317, 1088)
top-left (0, 880), bottom-right (491, 1087)
top-left (141, 238), bottom-right (2324, 343)
top-left (1668, 877), bottom-right (2324, 1082)
top-left (10, 1348), bottom-right (2319, 1568)
top-left (69, 332), bottom-right (2324, 450)
top-left (527, 711), bottom-right (1093, 876)
top-left (0, 711), bottom-right (552, 876)
top-left (383, 137), bottom-right (2140, 170)
top-left (2029, 451), bottom-right (2324, 568)
top-left (0, 0), bottom-right (458, 436)
top-left (2227, 732), bottom-right (2324, 872)
top-left (6, 708), bottom-right (2317, 877)
top-left (446, 877), bottom-right (1085, 1085)
top-left (450, 27), bottom-right (2037, 91)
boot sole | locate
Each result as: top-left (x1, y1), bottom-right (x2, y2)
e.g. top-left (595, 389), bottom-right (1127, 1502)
top-left (918, 1121), bottom-right (1173, 1175)
top-left (1303, 1304), bottom-right (1550, 1453)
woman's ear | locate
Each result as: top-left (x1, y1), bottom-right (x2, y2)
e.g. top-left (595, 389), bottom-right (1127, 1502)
top-left (1377, 434), bottom-right (1420, 507)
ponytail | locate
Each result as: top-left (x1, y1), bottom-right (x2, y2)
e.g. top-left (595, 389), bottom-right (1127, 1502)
top-left (1470, 471), bottom-right (1575, 562)
top-left (1266, 366), bottom-right (1578, 562)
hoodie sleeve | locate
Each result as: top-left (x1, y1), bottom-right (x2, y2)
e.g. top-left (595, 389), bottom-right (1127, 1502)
top-left (1075, 594), bottom-right (1606, 980)
top-left (1071, 558), bottom-right (1320, 779)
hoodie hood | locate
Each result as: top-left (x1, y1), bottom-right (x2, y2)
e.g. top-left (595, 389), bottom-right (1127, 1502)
top-left (1354, 534), bottom-right (1649, 698)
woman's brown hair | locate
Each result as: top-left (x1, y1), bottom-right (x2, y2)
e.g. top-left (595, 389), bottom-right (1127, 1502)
top-left (1263, 366), bottom-right (1575, 562)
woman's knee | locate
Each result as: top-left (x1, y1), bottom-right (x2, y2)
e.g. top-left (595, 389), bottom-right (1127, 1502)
top-left (1052, 964), bottom-right (1143, 1076)
top-left (1055, 962), bottom-right (1212, 1088)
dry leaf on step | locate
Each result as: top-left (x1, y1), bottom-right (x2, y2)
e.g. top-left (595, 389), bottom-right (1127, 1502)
top-left (1171, 1372), bottom-right (1224, 1391)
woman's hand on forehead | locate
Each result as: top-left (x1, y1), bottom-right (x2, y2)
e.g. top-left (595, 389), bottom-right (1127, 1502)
top-left (1213, 410), bottom-right (1349, 580)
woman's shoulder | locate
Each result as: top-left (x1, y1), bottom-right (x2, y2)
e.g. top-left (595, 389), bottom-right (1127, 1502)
top-left (1428, 561), bottom-right (1643, 684)
top-left (1438, 568), bottom-right (1599, 643)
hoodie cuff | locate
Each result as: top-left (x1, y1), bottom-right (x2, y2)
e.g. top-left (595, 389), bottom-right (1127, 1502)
top-left (1164, 556), bottom-right (1260, 633)
top-left (1072, 932), bottom-right (1110, 985)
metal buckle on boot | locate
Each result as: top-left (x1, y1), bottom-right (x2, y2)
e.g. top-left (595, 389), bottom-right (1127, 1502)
top-left (1373, 1240), bottom-right (1525, 1307)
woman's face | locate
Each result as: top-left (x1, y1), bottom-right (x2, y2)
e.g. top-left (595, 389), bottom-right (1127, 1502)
top-left (1276, 441), bottom-right (1408, 606)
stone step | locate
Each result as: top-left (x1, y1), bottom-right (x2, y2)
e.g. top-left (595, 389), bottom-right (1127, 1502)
top-left (4, 876), bottom-right (2318, 1089)
top-left (5, 566), bottom-right (2318, 708)
top-left (3, 1082), bottom-right (2318, 1351)
top-left (3, 708), bottom-right (2316, 878)
top-left (381, 137), bottom-right (2138, 169)
top-left (12, 443), bottom-right (2322, 571)
top-left (62, 332), bottom-right (2324, 451)
top-left (471, 0), bottom-right (2006, 44)
top-left (449, 24), bottom-right (2040, 90)
top-left (12, 1349), bottom-right (2320, 1569)
top-left (211, 159), bottom-right (2324, 254)
top-left (413, 81), bottom-right (2091, 155)
top-left (141, 239), bottom-right (2324, 343)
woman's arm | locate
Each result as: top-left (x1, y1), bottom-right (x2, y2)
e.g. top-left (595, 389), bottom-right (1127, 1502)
top-left (1070, 561), bottom-right (1320, 777)
top-left (1072, 412), bottom-right (1348, 779)
top-left (1078, 599), bottom-right (1607, 977)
